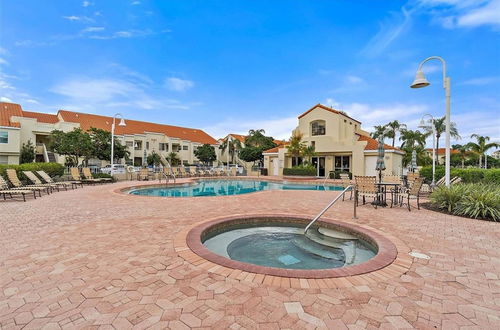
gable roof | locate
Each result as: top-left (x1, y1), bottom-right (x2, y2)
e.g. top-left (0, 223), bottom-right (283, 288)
top-left (22, 111), bottom-right (59, 124)
top-left (0, 102), bottom-right (22, 128)
top-left (357, 134), bottom-right (402, 152)
top-left (58, 110), bottom-right (218, 145)
top-left (228, 134), bottom-right (246, 143)
top-left (263, 143), bottom-right (289, 154)
top-left (298, 104), bottom-right (361, 124)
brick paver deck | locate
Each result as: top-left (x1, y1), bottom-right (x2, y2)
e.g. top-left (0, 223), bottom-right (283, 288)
top-left (1, 178), bottom-right (499, 329)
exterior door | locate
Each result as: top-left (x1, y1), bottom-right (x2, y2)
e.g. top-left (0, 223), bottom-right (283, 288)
top-left (272, 158), bottom-right (279, 176)
top-left (312, 157), bottom-right (326, 177)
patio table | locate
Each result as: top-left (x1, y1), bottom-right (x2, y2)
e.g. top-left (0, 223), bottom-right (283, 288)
top-left (374, 182), bottom-right (402, 207)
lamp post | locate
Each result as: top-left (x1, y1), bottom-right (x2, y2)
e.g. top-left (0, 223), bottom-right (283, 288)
top-left (419, 114), bottom-right (436, 187)
top-left (111, 113), bottom-right (126, 174)
top-left (411, 56), bottom-right (451, 186)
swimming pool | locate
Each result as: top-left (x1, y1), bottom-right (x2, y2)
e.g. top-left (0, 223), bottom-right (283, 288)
top-left (128, 179), bottom-right (342, 197)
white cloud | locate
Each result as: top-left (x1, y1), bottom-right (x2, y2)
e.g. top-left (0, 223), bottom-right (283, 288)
top-left (0, 96), bottom-right (13, 102)
top-left (325, 98), bottom-right (341, 109)
top-left (131, 1), bottom-right (141, 5)
top-left (346, 75), bottom-right (364, 84)
top-left (0, 58), bottom-right (8, 66)
top-left (87, 29), bottom-right (159, 40)
top-left (82, 1), bottom-right (92, 7)
top-left (82, 26), bottom-right (105, 33)
top-left (204, 116), bottom-right (298, 140)
top-left (63, 15), bottom-right (82, 21)
top-left (165, 77), bottom-right (194, 92)
top-left (0, 47), bottom-right (8, 55)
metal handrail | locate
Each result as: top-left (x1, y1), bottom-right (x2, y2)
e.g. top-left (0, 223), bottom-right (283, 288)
top-left (304, 185), bottom-right (356, 233)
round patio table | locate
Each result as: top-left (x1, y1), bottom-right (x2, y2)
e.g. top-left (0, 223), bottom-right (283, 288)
top-left (374, 182), bottom-right (402, 207)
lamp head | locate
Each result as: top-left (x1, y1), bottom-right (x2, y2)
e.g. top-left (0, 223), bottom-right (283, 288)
top-left (118, 118), bottom-right (126, 127)
top-left (411, 70), bottom-right (430, 88)
top-left (418, 118), bottom-right (426, 128)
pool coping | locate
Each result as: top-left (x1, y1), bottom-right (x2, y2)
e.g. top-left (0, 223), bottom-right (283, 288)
top-left (175, 213), bottom-right (413, 288)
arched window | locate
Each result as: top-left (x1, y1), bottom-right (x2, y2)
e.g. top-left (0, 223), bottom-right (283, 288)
top-left (311, 120), bottom-right (326, 136)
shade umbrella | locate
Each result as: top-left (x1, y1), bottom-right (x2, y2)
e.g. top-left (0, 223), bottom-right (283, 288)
top-left (375, 137), bottom-right (386, 182)
top-left (411, 149), bottom-right (417, 172)
top-left (143, 149), bottom-right (147, 167)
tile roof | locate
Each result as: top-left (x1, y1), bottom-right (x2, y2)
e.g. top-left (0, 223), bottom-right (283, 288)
top-left (58, 110), bottom-right (218, 145)
top-left (0, 102), bottom-right (22, 128)
top-left (426, 148), bottom-right (460, 155)
top-left (357, 134), bottom-right (402, 151)
top-left (298, 104), bottom-right (361, 123)
top-left (228, 134), bottom-right (246, 143)
top-left (22, 111), bottom-right (59, 124)
top-left (263, 143), bottom-right (289, 154)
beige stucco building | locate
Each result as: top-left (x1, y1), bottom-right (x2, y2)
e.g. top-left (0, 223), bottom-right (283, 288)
top-left (0, 102), bottom-right (219, 166)
top-left (263, 104), bottom-right (404, 177)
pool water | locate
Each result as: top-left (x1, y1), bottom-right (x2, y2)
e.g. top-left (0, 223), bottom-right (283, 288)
top-left (203, 226), bottom-right (376, 270)
top-left (128, 179), bottom-right (342, 197)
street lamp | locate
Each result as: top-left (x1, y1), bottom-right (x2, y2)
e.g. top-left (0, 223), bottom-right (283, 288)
top-left (411, 56), bottom-right (451, 186)
top-left (419, 114), bottom-right (436, 187)
top-left (111, 113), bottom-right (126, 174)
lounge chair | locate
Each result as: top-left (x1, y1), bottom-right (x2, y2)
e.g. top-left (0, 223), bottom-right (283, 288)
top-left (397, 177), bottom-right (424, 211)
top-left (0, 176), bottom-right (37, 202)
top-left (83, 167), bottom-right (112, 183)
top-left (36, 170), bottom-right (82, 189)
top-left (138, 168), bottom-right (150, 181)
top-left (5, 169), bottom-right (51, 195)
top-left (23, 171), bottom-right (61, 192)
top-left (70, 168), bottom-right (101, 185)
top-left (354, 176), bottom-right (379, 208)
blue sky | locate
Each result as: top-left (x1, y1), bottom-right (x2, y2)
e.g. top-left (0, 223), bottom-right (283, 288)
top-left (1, 0), bottom-right (499, 146)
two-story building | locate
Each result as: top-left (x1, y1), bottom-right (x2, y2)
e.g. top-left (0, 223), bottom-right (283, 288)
top-left (0, 102), bottom-right (219, 166)
top-left (263, 104), bottom-right (404, 177)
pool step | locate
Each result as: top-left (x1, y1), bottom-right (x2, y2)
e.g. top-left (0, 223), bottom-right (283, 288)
top-left (318, 227), bottom-right (358, 240)
top-left (292, 237), bottom-right (344, 261)
top-left (305, 229), bottom-right (357, 265)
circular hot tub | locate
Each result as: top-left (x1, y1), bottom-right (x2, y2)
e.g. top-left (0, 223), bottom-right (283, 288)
top-left (186, 215), bottom-right (397, 278)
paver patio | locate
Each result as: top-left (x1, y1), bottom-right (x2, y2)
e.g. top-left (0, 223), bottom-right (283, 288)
top-left (1, 178), bottom-right (499, 329)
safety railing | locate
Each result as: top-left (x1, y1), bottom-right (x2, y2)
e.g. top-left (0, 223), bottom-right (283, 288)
top-left (304, 185), bottom-right (357, 234)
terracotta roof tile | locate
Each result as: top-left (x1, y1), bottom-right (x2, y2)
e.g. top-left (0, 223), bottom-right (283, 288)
top-left (0, 102), bottom-right (22, 128)
top-left (228, 134), bottom-right (246, 143)
top-left (357, 134), bottom-right (402, 151)
top-left (263, 143), bottom-right (289, 154)
top-left (298, 104), bottom-right (361, 123)
top-left (426, 148), bottom-right (460, 155)
top-left (22, 111), bottom-right (59, 124)
top-left (58, 110), bottom-right (217, 144)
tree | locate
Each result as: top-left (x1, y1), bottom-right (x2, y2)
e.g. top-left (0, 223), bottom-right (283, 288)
top-left (20, 139), bottom-right (36, 164)
top-left (399, 129), bottom-right (427, 149)
top-left (422, 116), bottom-right (460, 163)
top-left (194, 144), bottom-right (217, 165)
top-left (385, 121), bottom-right (407, 147)
top-left (302, 145), bottom-right (317, 165)
top-left (87, 127), bottom-right (129, 162)
top-left (452, 144), bottom-right (470, 168)
top-left (166, 152), bottom-right (181, 166)
top-left (239, 146), bottom-right (263, 165)
top-left (220, 137), bottom-right (242, 164)
top-left (286, 131), bottom-right (306, 166)
top-left (245, 129), bottom-right (275, 150)
top-left (147, 151), bottom-right (162, 166)
top-left (402, 145), bottom-right (432, 167)
top-left (48, 129), bottom-right (93, 166)
top-left (370, 125), bottom-right (389, 140)
top-left (467, 134), bottom-right (499, 168)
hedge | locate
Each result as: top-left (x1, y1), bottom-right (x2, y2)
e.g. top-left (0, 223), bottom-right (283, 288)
top-left (328, 170), bottom-right (352, 179)
top-left (419, 166), bottom-right (500, 184)
top-left (0, 163), bottom-right (65, 183)
top-left (283, 167), bottom-right (316, 176)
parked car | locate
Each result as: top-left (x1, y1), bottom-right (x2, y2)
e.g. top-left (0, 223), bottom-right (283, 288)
top-left (101, 164), bottom-right (126, 174)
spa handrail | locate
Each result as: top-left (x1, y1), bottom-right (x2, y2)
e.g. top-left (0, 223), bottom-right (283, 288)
top-left (304, 185), bottom-right (355, 234)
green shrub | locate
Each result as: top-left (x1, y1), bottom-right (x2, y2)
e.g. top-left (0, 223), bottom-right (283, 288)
top-left (430, 183), bottom-right (500, 221)
top-left (484, 168), bottom-right (500, 184)
top-left (283, 165), bottom-right (316, 176)
top-left (328, 170), bottom-right (352, 179)
top-left (0, 163), bottom-right (65, 183)
top-left (420, 166), bottom-right (500, 184)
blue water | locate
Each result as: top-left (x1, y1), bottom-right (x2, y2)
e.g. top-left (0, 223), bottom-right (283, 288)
top-left (128, 179), bottom-right (342, 197)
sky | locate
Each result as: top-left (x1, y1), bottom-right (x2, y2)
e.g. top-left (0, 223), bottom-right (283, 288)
top-left (0, 0), bottom-right (499, 148)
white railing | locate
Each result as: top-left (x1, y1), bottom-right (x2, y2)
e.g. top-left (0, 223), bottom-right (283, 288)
top-left (304, 185), bottom-right (356, 233)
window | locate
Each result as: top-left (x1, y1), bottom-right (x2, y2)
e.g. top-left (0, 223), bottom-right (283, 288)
top-left (0, 131), bottom-right (8, 144)
top-left (334, 156), bottom-right (350, 171)
top-left (134, 141), bottom-right (142, 150)
top-left (311, 141), bottom-right (315, 148)
top-left (0, 155), bottom-right (8, 164)
top-left (146, 142), bottom-right (149, 150)
top-left (182, 145), bottom-right (188, 150)
top-left (311, 121), bottom-right (326, 136)
top-left (292, 157), bottom-right (303, 167)
top-left (126, 141), bottom-right (133, 147)
top-left (159, 143), bottom-right (168, 151)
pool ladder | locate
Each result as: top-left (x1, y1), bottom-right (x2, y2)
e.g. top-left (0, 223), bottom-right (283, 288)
top-left (304, 185), bottom-right (356, 234)
top-left (159, 159), bottom-right (176, 184)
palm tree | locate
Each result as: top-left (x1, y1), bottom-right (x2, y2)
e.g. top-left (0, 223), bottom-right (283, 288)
top-left (453, 144), bottom-right (470, 168)
top-left (286, 131), bottom-right (306, 166)
top-left (399, 129), bottom-right (427, 149)
top-left (402, 145), bottom-right (432, 167)
top-left (423, 116), bottom-right (460, 162)
top-left (302, 145), bottom-right (317, 165)
top-left (219, 137), bottom-right (242, 164)
top-left (370, 125), bottom-right (388, 140)
top-left (466, 134), bottom-right (499, 168)
top-left (385, 120), bottom-right (406, 147)
top-left (166, 152), bottom-right (180, 166)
